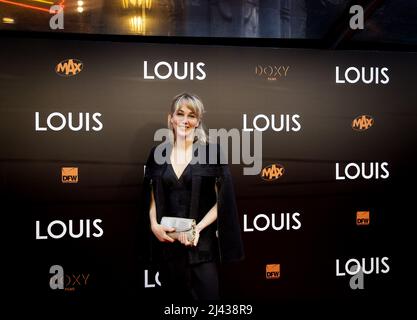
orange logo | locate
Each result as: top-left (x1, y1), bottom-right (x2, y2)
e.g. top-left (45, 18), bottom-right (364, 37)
top-left (266, 264), bottom-right (280, 279)
top-left (62, 167), bottom-right (78, 183)
top-left (356, 211), bottom-right (370, 225)
top-left (352, 115), bottom-right (374, 131)
top-left (55, 59), bottom-right (83, 76)
top-left (261, 164), bottom-right (284, 181)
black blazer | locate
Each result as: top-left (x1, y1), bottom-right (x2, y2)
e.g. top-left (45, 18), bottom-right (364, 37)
top-left (140, 142), bottom-right (244, 264)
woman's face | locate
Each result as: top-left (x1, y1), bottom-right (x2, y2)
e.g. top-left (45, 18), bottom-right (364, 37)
top-left (171, 105), bottom-right (199, 140)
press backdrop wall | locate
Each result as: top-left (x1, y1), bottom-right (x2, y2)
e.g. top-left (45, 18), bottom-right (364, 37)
top-left (1, 36), bottom-right (413, 311)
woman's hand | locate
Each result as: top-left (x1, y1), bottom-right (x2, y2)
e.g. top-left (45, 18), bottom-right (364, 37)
top-left (178, 227), bottom-right (200, 247)
top-left (151, 223), bottom-right (175, 243)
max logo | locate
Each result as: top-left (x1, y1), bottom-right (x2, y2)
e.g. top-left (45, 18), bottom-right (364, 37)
top-left (261, 164), bottom-right (284, 181)
top-left (352, 115), bottom-right (374, 131)
top-left (55, 59), bottom-right (83, 76)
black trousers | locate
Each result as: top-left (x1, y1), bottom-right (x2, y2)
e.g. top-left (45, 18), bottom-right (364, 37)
top-left (159, 255), bottom-right (219, 301)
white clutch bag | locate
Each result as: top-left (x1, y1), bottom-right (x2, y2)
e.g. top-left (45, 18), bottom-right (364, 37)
top-left (160, 216), bottom-right (196, 242)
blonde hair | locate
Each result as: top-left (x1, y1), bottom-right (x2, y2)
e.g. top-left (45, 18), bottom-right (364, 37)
top-left (168, 92), bottom-right (208, 144)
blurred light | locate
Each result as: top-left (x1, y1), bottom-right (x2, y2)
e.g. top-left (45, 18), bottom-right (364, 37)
top-left (122, 0), bottom-right (152, 9)
top-left (122, 0), bottom-right (151, 34)
top-left (29, 0), bottom-right (53, 4)
top-left (0, 0), bottom-right (50, 12)
top-left (2, 17), bottom-right (15, 24)
top-left (77, 0), bottom-right (83, 13)
top-left (129, 15), bottom-right (143, 34)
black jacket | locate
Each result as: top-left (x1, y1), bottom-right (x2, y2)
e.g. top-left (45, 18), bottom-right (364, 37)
top-left (140, 142), bottom-right (244, 264)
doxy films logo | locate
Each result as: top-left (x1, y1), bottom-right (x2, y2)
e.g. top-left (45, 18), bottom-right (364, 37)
top-left (49, 265), bottom-right (90, 292)
top-left (255, 65), bottom-right (289, 81)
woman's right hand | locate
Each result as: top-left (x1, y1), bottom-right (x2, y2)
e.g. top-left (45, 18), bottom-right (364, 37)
top-left (151, 223), bottom-right (176, 243)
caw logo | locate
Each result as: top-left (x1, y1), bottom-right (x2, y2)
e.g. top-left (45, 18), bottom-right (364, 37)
top-left (352, 115), bottom-right (374, 131)
top-left (266, 264), bottom-right (280, 279)
top-left (356, 211), bottom-right (370, 226)
top-left (255, 65), bottom-right (289, 81)
top-left (261, 164), bottom-right (284, 181)
top-left (55, 59), bottom-right (83, 77)
top-left (62, 167), bottom-right (78, 183)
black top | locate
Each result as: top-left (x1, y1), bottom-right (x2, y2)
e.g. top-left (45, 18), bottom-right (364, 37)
top-left (162, 163), bottom-right (192, 218)
top-left (160, 162), bottom-right (218, 264)
top-left (141, 143), bottom-right (244, 265)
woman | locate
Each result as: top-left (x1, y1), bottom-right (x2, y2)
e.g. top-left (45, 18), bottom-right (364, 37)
top-left (141, 92), bottom-right (244, 301)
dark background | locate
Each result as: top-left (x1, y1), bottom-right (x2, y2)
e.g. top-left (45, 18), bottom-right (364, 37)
top-left (0, 36), bottom-right (414, 316)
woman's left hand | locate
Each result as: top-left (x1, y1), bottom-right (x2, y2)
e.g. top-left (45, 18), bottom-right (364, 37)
top-left (178, 228), bottom-right (200, 247)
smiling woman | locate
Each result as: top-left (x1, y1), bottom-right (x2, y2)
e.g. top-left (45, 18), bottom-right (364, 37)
top-left (168, 101), bottom-right (200, 178)
top-left (140, 92), bottom-right (244, 301)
